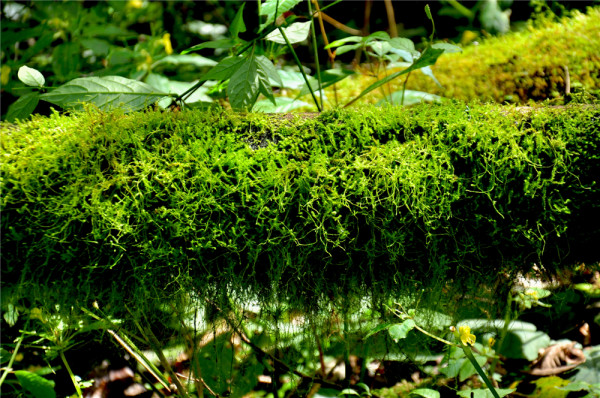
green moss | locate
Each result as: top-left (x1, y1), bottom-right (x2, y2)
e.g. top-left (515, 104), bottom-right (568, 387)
top-left (1, 104), bottom-right (599, 317)
top-left (333, 7), bottom-right (600, 106)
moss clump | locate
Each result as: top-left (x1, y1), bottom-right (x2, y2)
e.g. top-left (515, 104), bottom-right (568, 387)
top-left (333, 7), bottom-right (600, 106)
top-left (1, 104), bottom-right (599, 315)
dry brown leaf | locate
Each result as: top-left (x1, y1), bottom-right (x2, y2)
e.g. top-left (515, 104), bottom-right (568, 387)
top-left (528, 341), bottom-right (586, 376)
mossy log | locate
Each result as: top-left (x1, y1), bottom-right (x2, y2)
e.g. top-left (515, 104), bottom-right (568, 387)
top-left (1, 104), bottom-right (599, 312)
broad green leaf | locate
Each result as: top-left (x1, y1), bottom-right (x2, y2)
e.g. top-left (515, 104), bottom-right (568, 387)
top-left (230, 3), bottom-right (246, 38)
top-left (17, 66), bottom-right (44, 87)
top-left (410, 388), bottom-right (440, 398)
top-left (40, 76), bottom-right (168, 112)
top-left (366, 31), bottom-right (391, 42)
top-left (154, 54), bottom-right (217, 68)
top-left (266, 21), bottom-right (312, 44)
top-left (227, 56), bottom-right (258, 111)
top-left (259, 0), bottom-right (303, 32)
top-left (431, 42), bottom-right (462, 53)
top-left (378, 90), bottom-right (444, 106)
top-left (389, 37), bottom-right (419, 62)
top-left (568, 345), bottom-right (600, 385)
top-left (253, 97), bottom-right (309, 113)
top-left (200, 56), bottom-right (245, 82)
top-left (389, 319), bottom-right (416, 341)
top-left (52, 42), bottom-right (81, 81)
top-left (338, 388), bottom-right (360, 396)
top-left (457, 389), bottom-right (515, 398)
top-left (558, 381), bottom-right (592, 392)
top-left (255, 56), bottom-right (277, 105)
top-left (408, 47), bottom-right (445, 71)
top-left (480, 0), bottom-right (510, 34)
top-left (5, 93), bottom-right (39, 122)
top-left (182, 38), bottom-right (236, 54)
top-left (255, 55), bottom-right (283, 87)
top-left (14, 370), bottom-right (56, 398)
top-left (333, 43), bottom-right (363, 56)
top-left (369, 41), bottom-right (391, 57)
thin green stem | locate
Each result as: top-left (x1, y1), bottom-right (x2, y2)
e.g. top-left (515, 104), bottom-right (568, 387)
top-left (278, 26), bottom-right (322, 112)
top-left (0, 332), bottom-right (25, 387)
top-left (461, 345), bottom-right (500, 398)
top-left (401, 71), bottom-right (412, 106)
top-left (307, 0), bottom-right (323, 110)
top-left (60, 351), bottom-right (83, 398)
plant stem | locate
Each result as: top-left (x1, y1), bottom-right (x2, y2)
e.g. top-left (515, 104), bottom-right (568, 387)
top-left (0, 332), bottom-right (24, 387)
top-left (278, 26), bottom-right (322, 112)
top-left (60, 351), bottom-right (83, 398)
top-left (461, 345), bottom-right (501, 398)
top-left (307, 0), bottom-right (323, 110)
top-left (401, 71), bottom-right (412, 106)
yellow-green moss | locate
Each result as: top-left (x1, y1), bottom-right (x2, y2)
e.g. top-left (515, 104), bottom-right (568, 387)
top-left (328, 7), bottom-right (600, 106)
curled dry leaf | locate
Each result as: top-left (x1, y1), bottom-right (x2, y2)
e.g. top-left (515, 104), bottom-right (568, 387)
top-left (528, 341), bottom-right (586, 376)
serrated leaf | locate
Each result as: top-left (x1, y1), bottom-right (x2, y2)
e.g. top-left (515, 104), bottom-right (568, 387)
top-left (14, 370), bottom-right (56, 398)
top-left (255, 55), bottom-right (283, 87)
top-left (40, 76), bottom-right (167, 112)
top-left (200, 56), bottom-right (245, 82)
top-left (259, 0), bottom-right (302, 32)
top-left (410, 388), bottom-right (440, 398)
top-left (5, 93), bottom-right (39, 122)
top-left (266, 21), bottom-right (312, 44)
top-left (181, 38), bottom-right (236, 54)
top-left (389, 319), bottom-right (416, 341)
top-left (230, 3), bottom-right (246, 38)
top-left (18, 66), bottom-right (45, 87)
top-left (227, 56), bottom-right (258, 111)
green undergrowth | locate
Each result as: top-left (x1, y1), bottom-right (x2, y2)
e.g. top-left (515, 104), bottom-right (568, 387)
top-left (336, 7), bottom-right (600, 106)
top-left (1, 103), bottom-right (599, 322)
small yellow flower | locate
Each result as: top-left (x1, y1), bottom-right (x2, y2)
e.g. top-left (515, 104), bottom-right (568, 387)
top-left (525, 289), bottom-right (539, 300)
top-left (127, 0), bottom-right (144, 9)
top-left (459, 325), bottom-right (476, 346)
top-left (161, 33), bottom-right (173, 55)
top-left (488, 337), bottom-right (496, 347)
